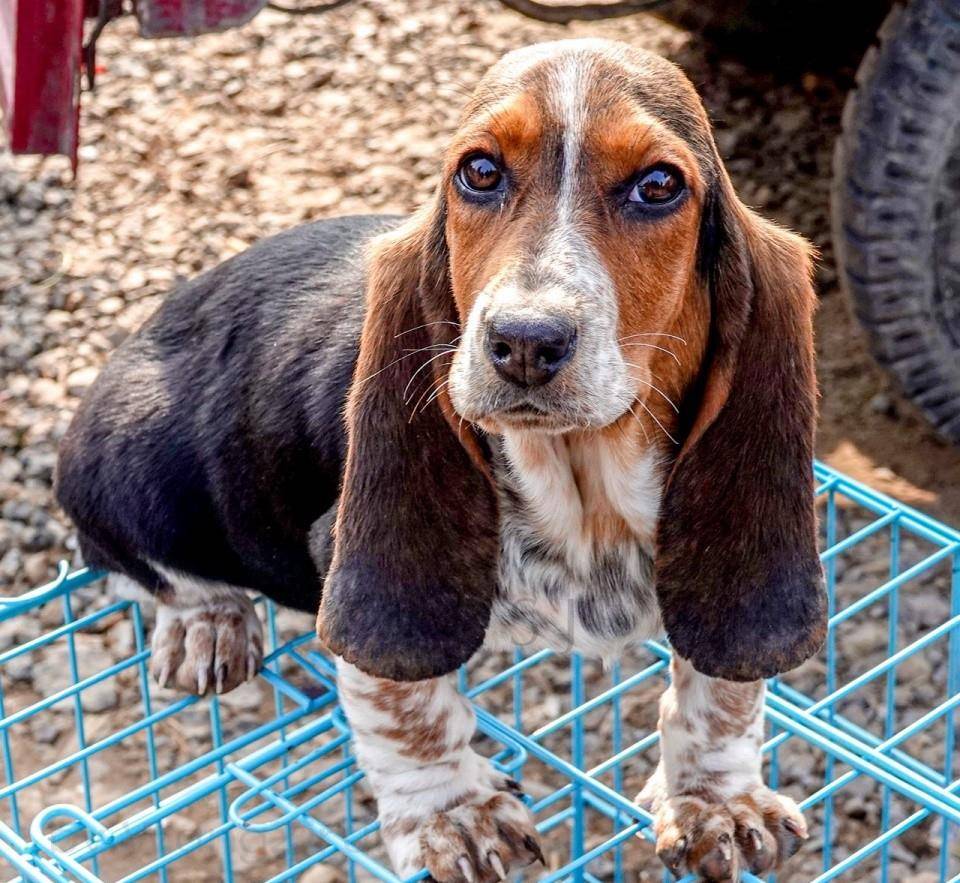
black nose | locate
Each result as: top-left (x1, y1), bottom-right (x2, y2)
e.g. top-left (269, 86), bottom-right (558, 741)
top-left (486, 318), bottom-right (577, 388)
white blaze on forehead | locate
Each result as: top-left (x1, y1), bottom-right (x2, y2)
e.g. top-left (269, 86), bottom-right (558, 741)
top-left (539, 53), bottom-right (607, 286)
top-left (551, 53), bottom-right (592, 225)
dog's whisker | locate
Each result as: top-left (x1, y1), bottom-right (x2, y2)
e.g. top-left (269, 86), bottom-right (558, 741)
top-left (619, 342), bottom-right (681, 366)
top-left (633, 396), bottom-right (678, 445)
top-left (618, 331), bottom-right (687, 345)
top-left (394, 321), bottom-right (460, 339)
top-left (622, 363), bottom-right (680, 414)
top-left (355, 345), bottom-right (449, 386)
top-left (409, 370), bottom-right (450, 414)
top-left (626, 403), bottom-right (651, 444)
top-left (402, 350), bottom-right (456, 404)
top-left (418, 379), bottom-right (451, 417)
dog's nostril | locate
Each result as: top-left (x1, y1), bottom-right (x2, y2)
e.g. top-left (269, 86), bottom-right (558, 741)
top-left (486, 318), bottom-right (577, 388)
top-left (537, 340), bottom-right (568, 366)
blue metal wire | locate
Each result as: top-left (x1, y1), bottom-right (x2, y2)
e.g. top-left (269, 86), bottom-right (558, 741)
top-left (0, 460), bottom-right (958, 881)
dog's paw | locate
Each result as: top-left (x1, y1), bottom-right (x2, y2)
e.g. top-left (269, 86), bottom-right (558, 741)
top-left (643, 787), bottom-right (807, 882)
top-left (383, 789), bottom-right (541, 882)
top-left (150, 596), bottom-right (263, 695)
top-left (421, 791), bottom-right (542, 883)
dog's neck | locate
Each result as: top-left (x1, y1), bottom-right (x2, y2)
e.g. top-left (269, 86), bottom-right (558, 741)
top-left (497, 425), bottom-right (663, 562)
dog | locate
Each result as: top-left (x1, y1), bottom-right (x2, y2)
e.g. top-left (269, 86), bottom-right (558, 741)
top-left (56, 38), bottom-right (826, 882)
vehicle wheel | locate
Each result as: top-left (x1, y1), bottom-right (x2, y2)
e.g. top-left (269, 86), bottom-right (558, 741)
top-left (832, 0), bottom-right (960, 444)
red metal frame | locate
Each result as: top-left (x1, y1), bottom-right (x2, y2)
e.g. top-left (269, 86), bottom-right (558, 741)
top-left (0, 0), bottom-right (85, 162)
top-left (0, 0), bottom-right (268, 162)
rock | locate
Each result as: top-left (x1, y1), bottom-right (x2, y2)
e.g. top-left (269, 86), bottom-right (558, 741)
top-left (80, 678), bottom-right (119, 713)
top-left (28, 378), bottom-right (63, 407)
top-left (31, 718), bottom-right (63, 745)
top-left (31, 638), bottom-right (119, 713)
top-left (66, 366), bottom-right (99, 396)
top-left (107, 618), bottom-right (137, 659)
top-left (96, 296), bottom-right (125, 316)
top-left (217, 679), bottom-right (263, 711)
top-left (0, 548), bottom-right (23, 582)
top-left (299, 863), bottom-right (346, 883)
top-left (18, 181), bottom-right (46, 211)
top-left (0, 616), bottom-right (42, 652)
top-left (897, 652), bottom-right (933, 684)
top-left (23, 552), bottom-right (51, 585)
top-left (5, 652), bottom-right (33, 683)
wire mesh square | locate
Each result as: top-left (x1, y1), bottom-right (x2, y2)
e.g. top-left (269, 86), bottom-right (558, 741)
top-left (0, 460), bottom-right (957, 882)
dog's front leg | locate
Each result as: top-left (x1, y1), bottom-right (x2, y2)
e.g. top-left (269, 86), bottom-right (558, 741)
top-left (639, 656), bottom-right (808, 882)
top-left (336, 659), bottom-right (541, 882)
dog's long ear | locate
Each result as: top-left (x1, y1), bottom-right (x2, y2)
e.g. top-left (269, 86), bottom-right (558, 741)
top-left (317, 202), bottom-right (499, 682)
top-left (655, 178), bottom-right (826, 682)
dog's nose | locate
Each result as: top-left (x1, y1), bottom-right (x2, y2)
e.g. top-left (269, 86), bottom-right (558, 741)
top-left (486, 318), bottom-right (577, 388)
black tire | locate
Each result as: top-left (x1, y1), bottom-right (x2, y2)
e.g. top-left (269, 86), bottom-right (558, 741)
top-left (832, 0), bottom-right (960, 444)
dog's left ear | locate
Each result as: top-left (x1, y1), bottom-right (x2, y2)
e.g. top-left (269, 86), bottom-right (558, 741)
top-left (317, 199), bottom-right (500, 682)
top-left (655, 178), bottom-right (826, 682)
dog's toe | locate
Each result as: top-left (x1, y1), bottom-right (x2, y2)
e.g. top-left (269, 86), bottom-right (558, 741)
top-left (384, 790), bottom-right (541, 883)
top-left (645, 787), bottom-right (808, 882)
top-left (150, 596), bottom-right (263, 696)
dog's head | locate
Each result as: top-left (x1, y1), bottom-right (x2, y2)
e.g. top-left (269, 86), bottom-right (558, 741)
top-left (318, 40), bottom-right (826, 682)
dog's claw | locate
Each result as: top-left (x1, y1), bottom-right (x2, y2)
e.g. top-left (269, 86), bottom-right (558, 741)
top-left (488, 851), bottom-right (507, 880)
top-left (524, 834), bottom-right (544, 866)
top-left (658, 835), bottom-right (687, 875)
top-left (457, 856), bottom-right (476, 883)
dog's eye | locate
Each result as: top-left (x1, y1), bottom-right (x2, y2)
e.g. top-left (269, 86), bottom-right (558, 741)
top-left (628, 165), bottom-right (684, 206)
top-left (456, 154), bottom-right (503, 193)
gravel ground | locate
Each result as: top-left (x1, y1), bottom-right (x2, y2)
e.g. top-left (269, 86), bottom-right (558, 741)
top-left (2, 1), bottom-right (960, 880)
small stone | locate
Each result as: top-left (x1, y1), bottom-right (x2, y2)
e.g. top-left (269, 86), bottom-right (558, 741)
top-left (773, 107), bottom-right (808, 136)
top-left (0, 617), bottom-right (41, 652)
top-left (217, 679), bottom-right (263, 711)
top-left (32, 719), bottom-right (63, 745)
top-left (66, 366), bottom-right (99, 396)
top-left (80, 679), bottom-right (119, 713)
top-left (897, 653), bottom-right (933, 684)
top-left (23, 552), bottom-right (51, 585)
top-left (107, 618), bottom-right (136, 659)
top-left (97, 296), bottom-right (125, 316)
top-left (28, 378), bottom-right (63, 407)
top-left (300, 865), bottom-right (347, 883)
top-left (18, 181), bottom-right (46, 211)
top-left (226, 165), bottom-right (253, 189)
top-left (6, 654), bottom-right (33, 683)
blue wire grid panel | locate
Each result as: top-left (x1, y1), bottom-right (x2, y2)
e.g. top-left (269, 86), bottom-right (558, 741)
top-left (0, 460), bottom-right (958, 882)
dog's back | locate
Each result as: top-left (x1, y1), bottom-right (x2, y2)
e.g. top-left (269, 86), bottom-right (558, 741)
top-left (56, 213), bottom-right (399, 611)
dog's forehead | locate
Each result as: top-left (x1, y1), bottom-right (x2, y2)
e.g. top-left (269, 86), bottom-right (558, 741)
top-left (463, 39), bottom-right (715, 165)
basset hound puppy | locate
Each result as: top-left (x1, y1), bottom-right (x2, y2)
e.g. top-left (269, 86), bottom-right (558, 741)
top-left (56, 38), bottom-right (826, 881)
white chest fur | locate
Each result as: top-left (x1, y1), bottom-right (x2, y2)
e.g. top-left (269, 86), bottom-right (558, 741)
top-left (488, 431), bottom-right (664, 659)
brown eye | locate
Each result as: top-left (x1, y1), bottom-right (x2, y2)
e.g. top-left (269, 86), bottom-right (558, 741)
top-left (629, 165), bottom-right (684, 206)
top-left (457, 154), bottom-right (504, 193)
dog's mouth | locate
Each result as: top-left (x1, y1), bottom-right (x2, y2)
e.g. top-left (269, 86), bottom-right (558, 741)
top-left (480, 402), bottom-right (578, 434)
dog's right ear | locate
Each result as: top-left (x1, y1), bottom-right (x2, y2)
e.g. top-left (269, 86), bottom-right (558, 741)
top-left (317, 199), bottom-right (499, 682)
